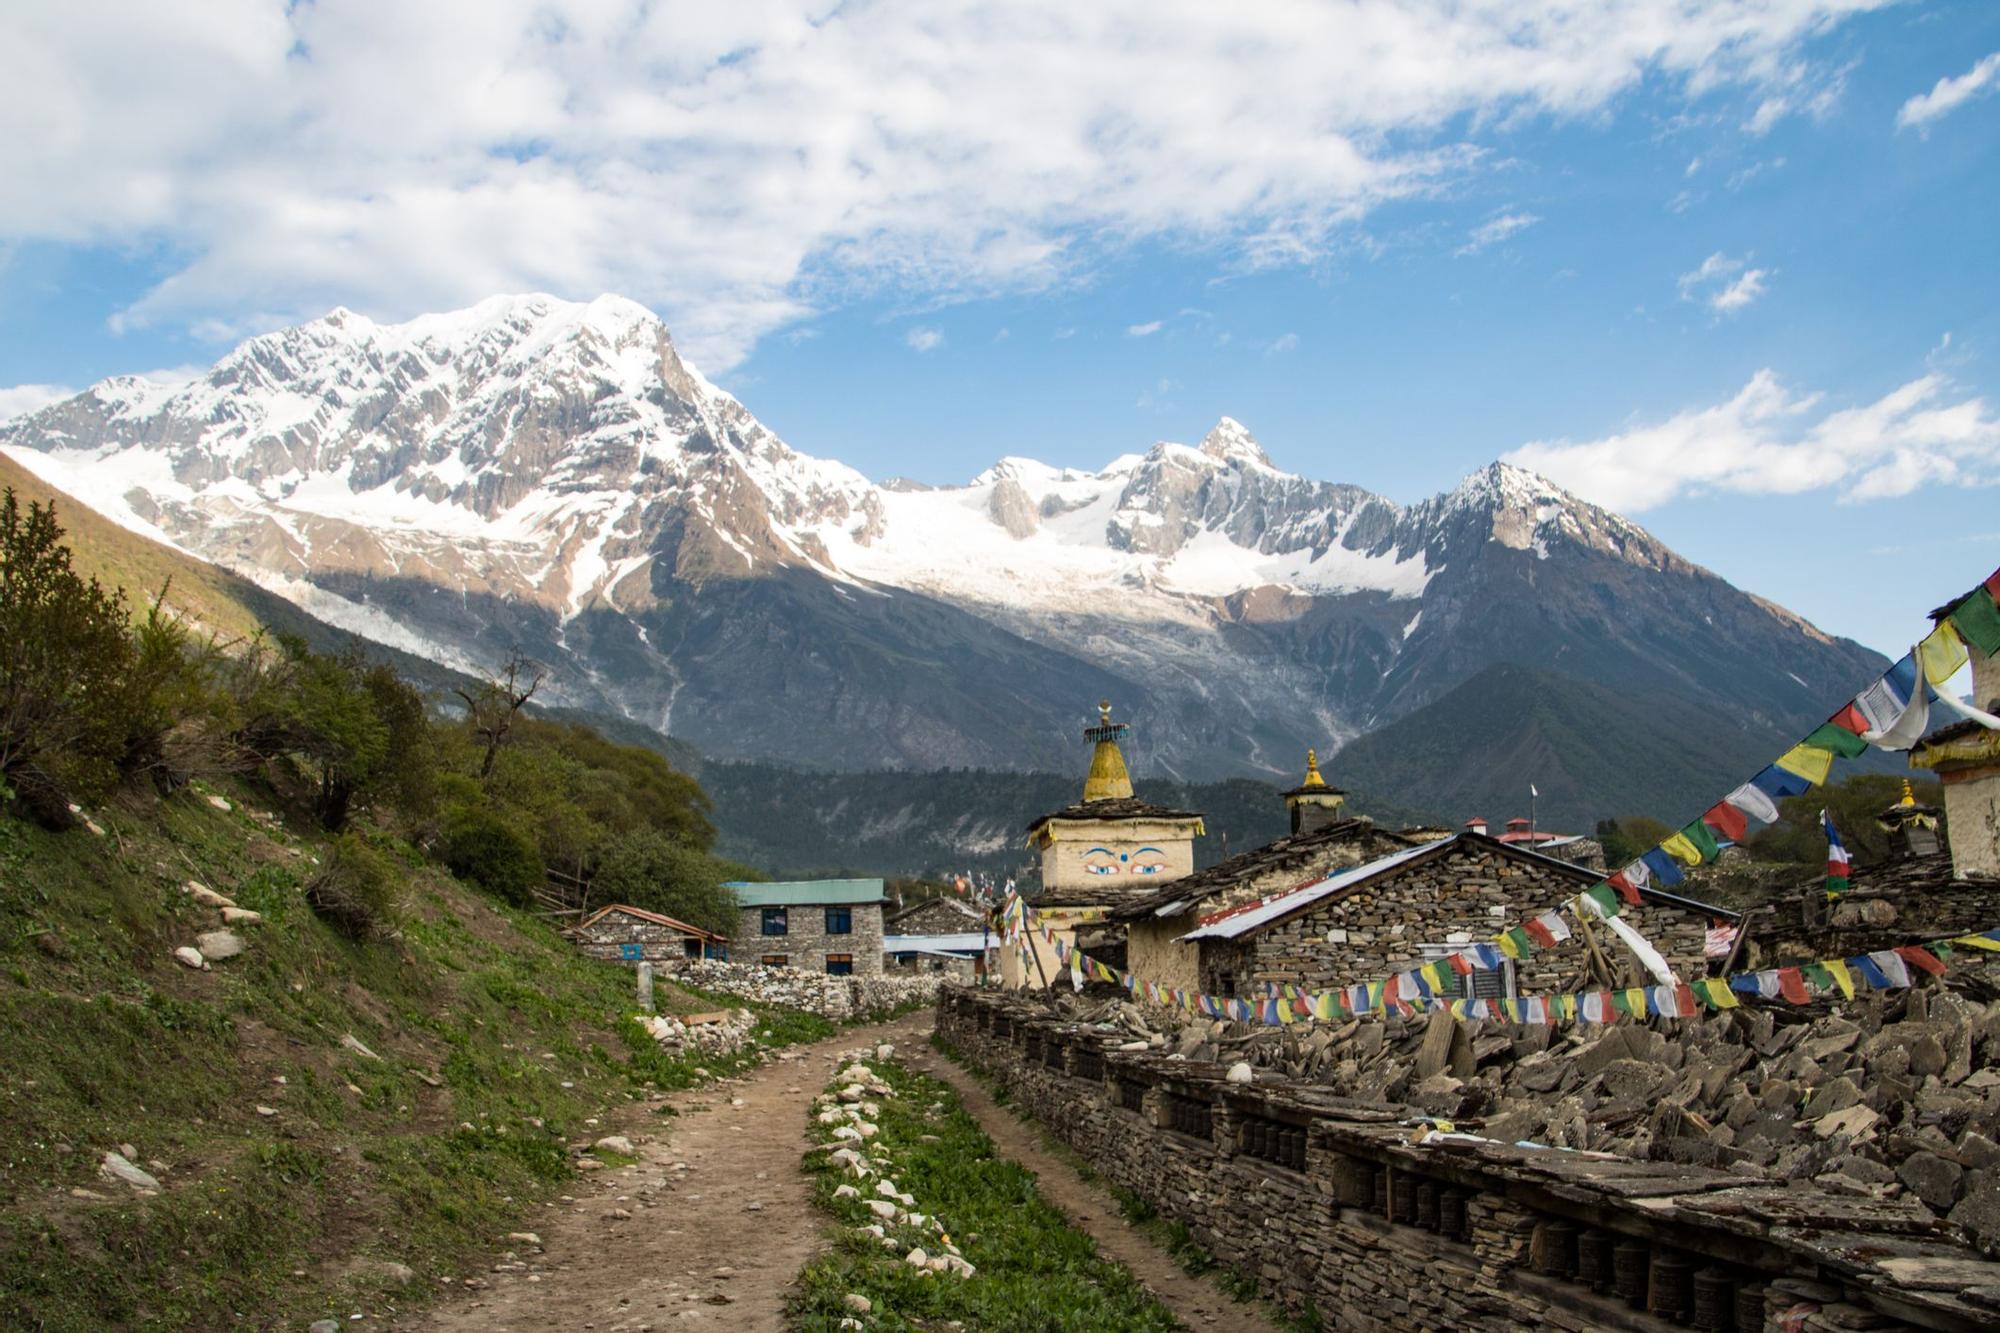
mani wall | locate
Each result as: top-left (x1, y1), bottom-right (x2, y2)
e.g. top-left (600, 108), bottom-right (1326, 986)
top-left (937, 987), bottom-right (2000, 1332)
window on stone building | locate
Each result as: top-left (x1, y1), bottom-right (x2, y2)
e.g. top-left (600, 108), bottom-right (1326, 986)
top-left (825, 907), bottom-right (852, 935)
top-left (760, 953), bottom-right (790, 967)
top-left (825, 953), bottom-right (854, 975)
top-left (1419, 944), bottom-right (1515, 1001)
top-left (761, 907), bottom-right (788, 936)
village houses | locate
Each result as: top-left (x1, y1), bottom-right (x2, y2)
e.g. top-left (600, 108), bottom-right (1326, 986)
top-left (721, 878), bottom-right (889, 976)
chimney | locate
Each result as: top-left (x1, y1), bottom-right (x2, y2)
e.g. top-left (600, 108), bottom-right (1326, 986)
top-left (1464, 817), bottom-right (1488, 837)
top-left (1283, 749), bottom-right (1347, 836)
top-left (1911, 576), bottom-right (2000, 877)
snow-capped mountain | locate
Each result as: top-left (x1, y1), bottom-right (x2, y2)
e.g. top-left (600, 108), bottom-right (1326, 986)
top-left (0, 295), bottom-right (1886, 784)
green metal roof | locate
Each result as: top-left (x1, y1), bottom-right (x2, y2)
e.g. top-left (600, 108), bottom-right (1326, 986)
top-left (724, 879), bottom-right (886, 907)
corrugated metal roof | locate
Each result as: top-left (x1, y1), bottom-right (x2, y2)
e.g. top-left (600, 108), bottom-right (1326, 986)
top-left (883, 932), bottom-right (993, 953)
top-left (725, 879), bottom-right (887, 907)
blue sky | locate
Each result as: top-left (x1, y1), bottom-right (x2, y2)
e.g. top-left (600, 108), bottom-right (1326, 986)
top-left (2, 1), bottom-right (1998, 656)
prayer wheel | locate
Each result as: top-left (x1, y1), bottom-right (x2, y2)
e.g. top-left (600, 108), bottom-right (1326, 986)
top-left (1391, 1172), bottom-right (1418, 1224)
top-left (1373, 1166), bottom-right (1390, 1217)
top-left (1332, 1155), bottom-right (1373, 1208)
top-left (1575, 1229), bottom-right (1615, 1294)
top-left (1530, 1220), bottom-right (1577, 1278)
top-left (1648, 1249), bottom-right (1694, 1322)
top-left (1415, 1180), bottom-right (1439, 1232)
top-left (1692, 1267), bottom-right (1736, 1331)
top-left (1438, 1188), bottom-right (1468, 1241)
top-left (1734, 1285), bottom-right (1767, 1332)
top-left (1613, 1241), bottom-right (1651, 1308)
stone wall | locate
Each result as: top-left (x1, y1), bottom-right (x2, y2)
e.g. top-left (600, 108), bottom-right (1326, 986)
top-left (1218, 847), bottom-right (1724, 998)
top-left (886, 898), bottom-right (986, 935)
top-left (571, 909), bottom-right (707, 965)
top-left (937, 986), bottom-right (2000, 1331)
top-left (730, 901), bottom-right (885, 976)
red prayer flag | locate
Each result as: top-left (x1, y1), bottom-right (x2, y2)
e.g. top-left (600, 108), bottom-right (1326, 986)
top-left (1830, 703), bottom-right (1868, 735)
top-left (1674, 982), bottom-right (1697, 1017)
top-left (1776, 967), bottom-right (1810, 1004)
top-left (1607, 871), bottom-right (1641, 905)
top-left (1446, 952), bottom-right (1474, 976)
top-left (1382, 974), bottom-right (1401, 1005)
top-left (1986, 567), bottom-right (2000, 601)
top-left (1893, 945), bottom-right (1948, 977)
top-left (1703, 801), bottom-right (1749, 844)
top-left (1521, 916), bottom-right (1557, 948)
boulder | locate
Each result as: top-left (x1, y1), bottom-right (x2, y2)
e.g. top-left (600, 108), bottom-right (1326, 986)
top-left (98, 1151), bottom-right (161, 1193)
top-left (172, 946), bottom-right (207, 970)
top-left (1899, 1151), bottom-right (1964, 1211)
top-left (592, 1135), bottom-right (635, 1156)
top-left (184, 881), bottom-right (235, 909)
top-left (195, 930), bottom-right (244, 961)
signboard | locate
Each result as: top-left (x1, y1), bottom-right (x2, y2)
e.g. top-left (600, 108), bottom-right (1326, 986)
top-left (619, 943), bottom-right (644, 961)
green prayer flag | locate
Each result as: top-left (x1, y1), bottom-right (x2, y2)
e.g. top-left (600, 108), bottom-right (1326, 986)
top-left (1585, 883), bottom-right (1620, 917)
top-left (1804, 721), bottom-right (1870, 759)
top-left (1610, 990), bottom-right (1635, 1017)
top-left (1802, 962), bottom-right (1834, 994)
top-left (1950, 587), bottom-right (2000, 655)
top-left (1681, 818), bottom-right (1723, 863)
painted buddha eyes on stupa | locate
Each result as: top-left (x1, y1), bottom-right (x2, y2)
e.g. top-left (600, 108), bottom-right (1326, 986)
top-left (1083, 847), bottom-right (1167, 876)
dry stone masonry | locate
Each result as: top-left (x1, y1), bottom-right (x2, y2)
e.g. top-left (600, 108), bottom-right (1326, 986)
top-left (938, 984), bottom-right (2000, 1330)
top-left (660, 957), bottom-right (940, 1020)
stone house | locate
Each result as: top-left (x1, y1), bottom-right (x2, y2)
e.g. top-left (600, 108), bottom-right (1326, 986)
top-left (885, 895), bottom-right (988, 937)
top-left (1180, 831), bottom-right (1742, 1000)
top-left (570, 904), bottom-right (727, 965)
top-left (722, 879), bottom-right (888, 976)
top-left (1112, 750), bottom-right (1416, 994)
top-left (1005, 703), bottom-right (1205, 989)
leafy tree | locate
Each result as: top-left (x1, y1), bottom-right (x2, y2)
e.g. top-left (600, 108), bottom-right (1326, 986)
top-left (436, 803), bottom-right (544, 906)
top-left (0, 491), bottom-right (134, 827)
top-left (1595, 815), bottom-right (1674, 868)
top-left (590, 829), bottom-right (740, 935)
top-left (1744, 773), bottom-right (1944, 868)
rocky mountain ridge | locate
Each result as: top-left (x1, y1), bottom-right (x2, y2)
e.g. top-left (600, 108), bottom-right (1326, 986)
top-left (0, 294), bottom-right (1888, 790)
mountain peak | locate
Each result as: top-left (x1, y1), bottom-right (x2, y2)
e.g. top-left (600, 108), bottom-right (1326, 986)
top-left (1197, 416), bottom-right (1272, 467)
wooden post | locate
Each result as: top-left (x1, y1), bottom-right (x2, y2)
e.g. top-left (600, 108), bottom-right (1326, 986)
top-left (1717, 911), bottom-right (1755, 979)
top-left (1573, 911), bottom-right (1618, 989)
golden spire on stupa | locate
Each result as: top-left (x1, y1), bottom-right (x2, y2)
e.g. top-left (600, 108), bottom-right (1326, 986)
top-left (1081, 700), bottom-right (1134, 802)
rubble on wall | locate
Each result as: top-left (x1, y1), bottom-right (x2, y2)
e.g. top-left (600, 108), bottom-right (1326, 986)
top-left (1051, 981), bottom-right (2000, 1256)
top-left (635, 1007), bottom-right (756, 1056)
top-left (661, 957), bottom-right (942, 1020)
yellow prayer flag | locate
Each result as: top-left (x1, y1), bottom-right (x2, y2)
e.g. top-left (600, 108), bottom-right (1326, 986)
top-left (1952, 934), bottom-right (2000, 952)
top-left (1824, 958), bottom-right (1855, 998)
top-left (1775, 742), bottom-right (1835, 786)
top-left (1660, 832), bottom-right (1704, 867)
top-left (1623, 987), bottom-right (1648, 1016)
top-left (1919, 620), bottom-right (1970, 687)
top-left (1496, 931), bottom-right (1522, 959)
top-left (1703, 979), bottom-right (1739, 1009)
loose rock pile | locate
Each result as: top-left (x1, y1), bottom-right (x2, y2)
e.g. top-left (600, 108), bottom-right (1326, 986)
top-left (169, 880), bottom-right (262, 970)
top-left (808, 1042), bottom-right (977, 1323)
top-left (1060, 982), bottom-right (2000, 1254)
top-left (663, 958), bottom-right (940, 1020)
top-left (635, 1007), bottom-right (757, 1056)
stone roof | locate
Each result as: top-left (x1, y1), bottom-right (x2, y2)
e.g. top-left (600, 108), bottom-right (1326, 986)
top-left (572, 904), bottom-right (727, 941)
top-left (886, 896), bottom-right (988, 929)
top-left (1109, 817), bottom-right (1412, 921)
top-left (1025, 796), bottom-right (1205, 833)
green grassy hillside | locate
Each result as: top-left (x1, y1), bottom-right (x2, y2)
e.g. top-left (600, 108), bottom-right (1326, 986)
top-left (0, 778), bottom-right (832, 1331)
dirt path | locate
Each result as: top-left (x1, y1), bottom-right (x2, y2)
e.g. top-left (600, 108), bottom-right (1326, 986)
top-left (907, 1042), bottom-right (1285, 1333)
top-left (406, 1009), bottom-right (933, 1333)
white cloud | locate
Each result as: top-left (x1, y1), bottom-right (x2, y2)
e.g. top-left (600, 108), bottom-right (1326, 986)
top-left (1126, 320), bottom-right (1163, 338)
top-left (1052, 327), bottom-right (1077, 340)
top-left (1677, 251), bottom-right (1769, 314)
top-left (1898, 51), bottom-right (2000, 132)
top-left (905, 325), bottom-right (943, 352)
top-left (1455, 211), bottom-right (1540, 256)
top-left (1505, 367), bottom-right (2000, 512)
top-left (0, 383), bottom-right (74, 422)
top-left (1264, 332), bottom-right (1300, 354)
top-left (0, 1), bottom-right (1889, 370)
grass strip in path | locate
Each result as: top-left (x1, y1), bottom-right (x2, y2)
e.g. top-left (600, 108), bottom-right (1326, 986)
top-left (790, 1048), bottom-right (1180, 1331)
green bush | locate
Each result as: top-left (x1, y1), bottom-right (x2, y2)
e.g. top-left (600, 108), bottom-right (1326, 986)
top-left (590, 829), bottom-right (738, 934)
top-left (304, 833), bottom-right (402, 938)
top-left (437, 803), bottom-right (544, 906)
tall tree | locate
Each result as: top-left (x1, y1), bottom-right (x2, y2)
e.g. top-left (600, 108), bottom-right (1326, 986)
top-left (454, 650), bottom-right (545, 780)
